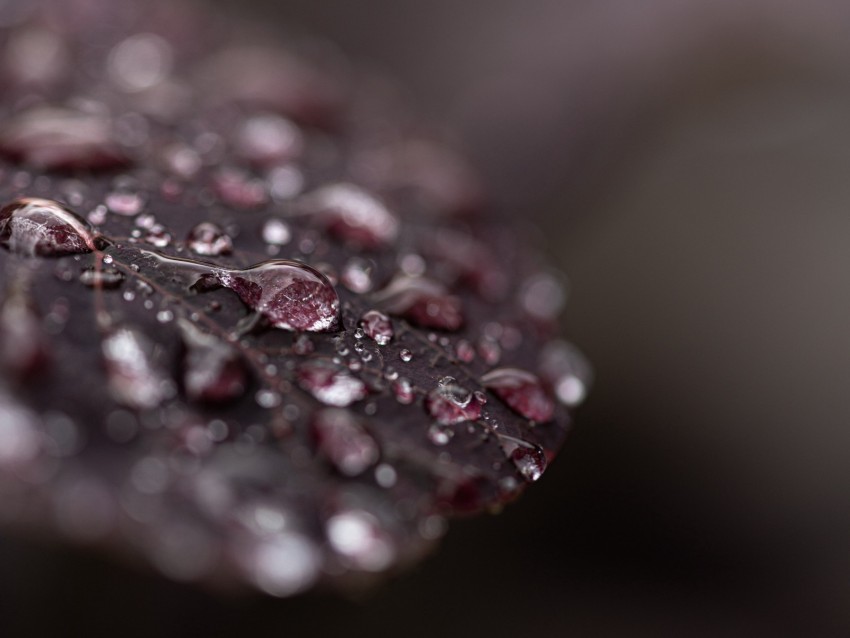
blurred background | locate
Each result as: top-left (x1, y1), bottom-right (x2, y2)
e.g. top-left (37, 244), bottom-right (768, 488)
top-left (7, 0), bottom-right (850, 635)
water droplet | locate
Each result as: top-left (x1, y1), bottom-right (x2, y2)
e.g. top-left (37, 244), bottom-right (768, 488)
top-left (359, 310), bottom-right (393, 346)
top-left (105, 189), bottom-right (145, 216)
top-left (427, 423), bottom-right (454, 446)
top-left (326, 509), bottom-right (395, 572)
top-left (261, 218), bottom-right (292, 246)
top-left (311, 408), bottom-right (379, 476)
top-left (187, 222), bottom-right (233, 256)
top-left (455, 339), bottom-right (475, 363)
top-left (235, 114), bottom-right (304, 166)
top-left (498, 435), bottom-right (547, 482)
top-left (425, 380), bottom-right (483, 425)
top-left (374, 463), bottom-right (397, 488)
top-left (539, 340), bottom-right (593, 407)
top-left (212, 168), bottom-right (268, 209)
top-left (340, 257), bottom-right (374, 294)
top-left (520, 271), bottom-right (568, 322)
top-left (305, 183), bottom-right (399, 249)
top-left (0, 290), bottom-right (46, 377)
top-left (241, 532), bottom-right (320, 597)
top-left (0, 106), bottom-right (129, 171)
top-left (79, 266), bottom-right (125, 289)
top-left (399, 349), bottom-right (413, 363)
top-left (478, 337), bottom-right (501, 366)
top-left (108, 33), bottom-right (173, 92)
top-left (391, 377), bottom-right (414, 404)
top-left (144, 224), bottom-right (172, 247)
top-left (102, 328), bottom-right (172, 411)
top-left (179, 319), bottom-right (246, 404)
top-left (297, 360), bottom-right (366, 407)
top-left (481, 368), bottom-right (554, 422)
top-left (198, 260), bottom-right (340, 333)
top-left (0, 197), bottom-right (98, 257)
top-left (373, 275), bottom-right (464, 331)
top-left (255, 389), bottom-right (282, 409)
top-left (292, 334), bottom-right (314, 355)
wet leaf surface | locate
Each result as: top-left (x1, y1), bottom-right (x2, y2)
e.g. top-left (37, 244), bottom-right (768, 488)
top-left (0, 0), bottom-right (589, 596)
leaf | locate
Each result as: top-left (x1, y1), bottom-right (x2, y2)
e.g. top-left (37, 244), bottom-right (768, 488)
top-left (0, 0), bottom-right (589, 596)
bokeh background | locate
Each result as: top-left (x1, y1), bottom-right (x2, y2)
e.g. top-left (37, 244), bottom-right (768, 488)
top-left (6, 0), bottom-right (850, 635)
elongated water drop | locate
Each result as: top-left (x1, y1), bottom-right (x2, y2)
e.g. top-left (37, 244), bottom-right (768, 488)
top-left (311, 408), bottom-right (379, 476)
top-left (198, 260), bottom-right (340, 333)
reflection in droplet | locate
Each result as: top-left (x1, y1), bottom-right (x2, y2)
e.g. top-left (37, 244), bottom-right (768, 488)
top-left (197, 260), bottom-right (340, 333)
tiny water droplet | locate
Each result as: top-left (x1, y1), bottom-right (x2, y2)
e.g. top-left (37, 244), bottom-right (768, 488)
top-left (399, 349), bottom-right (413, 363)
top-left (144, 224), bottom-right (172, 247)
top-left (359, 310), bottom-right (393, 346)
top-left (0, 197), bottom-right (97, 257)
top-left (235, 114), bottom-right (304, 166)
top-left (105, 189), bottom-right (145, 216)
top-left (481, 368), bottom-right (554, 422)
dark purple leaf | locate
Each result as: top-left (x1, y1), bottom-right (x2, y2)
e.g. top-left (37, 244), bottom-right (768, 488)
top-left (0, 0), bottom-right (589, 597)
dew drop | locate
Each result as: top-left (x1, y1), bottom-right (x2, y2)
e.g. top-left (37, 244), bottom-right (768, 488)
top-left (340, 257), bottom-right (374, 294)
top-left (144, 224), bottom-right (172, 247)
top-left (0, 197), bottom-right (97, 257)
top-left (213, 168), bottom-right (268, 209)
top-left (0, 106), bottom-right (129, 171)
top-left (539, 340), bottom-right (593, 407)
top-left (297, 360), bottom-right (367, 407)
top-left (391, 377), bottom-right (414, 404)
top-left (326, 509), bottom-right (395, 572)
top-left (373, 275), bottom-right (464, 331)
top-left (179, 320), bottom-right (247, 404)
top-left (359, 310), bottom-right (393, 346)
top-left (498, 435), bottom-right (547, 482)
top-left (235, 114), bottom-right (304, 166)
top-left (187, 222), bottom-right (233, 256)
top-left (305, 183), bottom-right (399, 249)
top-left (311, 408), bottom-right (379, 476)
top-left (79, 266), bottom-right (125, 289)
top-left (399, 349), bottom-right (413, 363)
top-left (424, 380), bottom-right (483, 425)
top-left (455, 339), bottom-right (475, 363)
top-left (198, 260), bottom-right (340, 333)
top-left (105, 189), bottom-right (145, 216)
top-left (427, 423), bottom-right (454, 446)
top-left (481, 368), bottom-right (554, 422)
top-left (261, 218), bottom-right (292, 246)
top-left (102, 328), bottom-right (172, 411)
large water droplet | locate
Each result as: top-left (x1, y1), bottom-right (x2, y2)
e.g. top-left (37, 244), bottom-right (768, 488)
top-left (187, 222), bottom-right (233, 256)
top-left (0, 106), bottom-right (129, 171)
top-left (372, 275), bottom-right (464, 331)
top-left (305, 183), bottom-right (399, 249)
top-left (312, 408), bottom-right (379, 476)
top-left (481, 367), bottom-right (554, 423)
top-left (297, 360), bottom-right (367, 407)
top-left (425, 379), bottom-right (483, 425)
top-left (359, 310), bottom-right (393, 346)
top-left (0, 197), bottom-right (97, 257)
top-left (498, 435), bottom-right (547, 482)
top-left (198, 260), bottom-right (340, 333)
